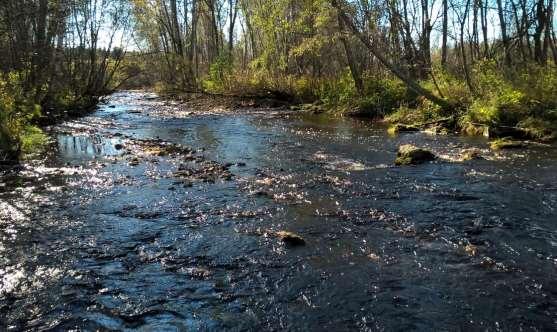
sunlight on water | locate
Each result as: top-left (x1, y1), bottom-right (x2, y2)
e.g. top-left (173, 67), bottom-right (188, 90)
top-left (0, 200), bottom-right (27, 222)
top-left (1, 91), bottom-right (556, 330)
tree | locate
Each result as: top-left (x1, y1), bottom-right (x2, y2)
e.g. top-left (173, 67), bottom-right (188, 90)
top-left (331, 0), bottom-right (451, 109)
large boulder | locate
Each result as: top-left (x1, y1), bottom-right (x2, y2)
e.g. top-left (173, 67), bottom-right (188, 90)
top-left (395, 144), bottom-right (436, 165)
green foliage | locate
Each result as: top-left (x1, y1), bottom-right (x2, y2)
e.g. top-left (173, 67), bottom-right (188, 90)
top-left (468, 61), bottom-right (527, 125)
top-left (515, 63), bottom-right (557, 108)
top-left (386, 99), bottom-right (443, 125)
top-left (317, 68), bottom-right (357, 106)
top-left (456, 61), bottom-right (556, 129)
top-left (202, 55), bottom-right (234, 93)
top-left (358, 76), bottom-right (409, 116)
top-left (0, 72), bottom-right (42, 160)
top-left (20, 125), bottom-right (48, 156)
top-left (423, 67), bottom-right (471, 106)
top-left (517, 116), bottom-right (557, 141)
top-left (401, 61), bottom-right (556, 140)
top-left (313, 69), bottom-right (410, 115)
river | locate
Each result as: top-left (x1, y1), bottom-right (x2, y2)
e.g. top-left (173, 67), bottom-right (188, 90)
top-left (1, 91), bottom-right (557, 330)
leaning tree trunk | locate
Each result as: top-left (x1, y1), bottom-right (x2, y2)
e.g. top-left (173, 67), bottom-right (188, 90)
top-left (338, 12), bottom-right (364, 94)
top-left (331, 0), bottom-right (452, 109)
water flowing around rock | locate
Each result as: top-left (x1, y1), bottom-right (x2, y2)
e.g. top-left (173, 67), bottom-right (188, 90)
top-left (1, 91), bottom-right (557, 331)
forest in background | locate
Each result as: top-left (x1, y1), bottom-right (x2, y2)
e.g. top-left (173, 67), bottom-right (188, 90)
top-left (0, 0), bottom-right (134, 161)
top-left (1, 0), bottom-right (557, 162)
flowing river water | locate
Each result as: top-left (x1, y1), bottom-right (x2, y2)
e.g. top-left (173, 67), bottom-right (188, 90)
top-left (1, 91), bottom-right (557, 331)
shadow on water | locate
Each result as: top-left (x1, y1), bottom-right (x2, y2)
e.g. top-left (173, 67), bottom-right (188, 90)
top-left (1, 91), bottom-right (557, 330)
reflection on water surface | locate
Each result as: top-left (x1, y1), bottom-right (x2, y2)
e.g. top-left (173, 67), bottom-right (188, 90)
top-left (1, 91), bottom-right (556, 330)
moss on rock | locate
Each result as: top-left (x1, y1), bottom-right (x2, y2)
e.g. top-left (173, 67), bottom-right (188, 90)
top-left (387, 124), bottom-right (420, 135)
top-left (395, 144), bottom-right (436, 165)
top-left (460, 148), bottom-right (484, 161)
top-left (489, 139), bottom-right (526, 150)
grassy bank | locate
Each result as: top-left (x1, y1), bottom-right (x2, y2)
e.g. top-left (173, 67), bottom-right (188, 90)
top-left (0, 72), bottom-right (102, 164)
top-left (0, 73), bottom-right (43, 163)
top-left (194, 59), bottom-right (557, 142)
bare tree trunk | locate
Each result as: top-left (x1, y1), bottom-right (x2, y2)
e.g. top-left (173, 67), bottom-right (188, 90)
top-left (420, 0), bottom-right (432, 76)
top-left (31, 0), bottom-right (49, 97)
top-left (496, 0), bottom-right (512, 65)
top-left (459, 0), bottom-right (474, 92)
top-left (480, 0), bottom-right (489, 57)
top-left (228, 0), bottom-right (238, 57)
top-left (338, 12), bottom-right (363, 94)
top-left (551, 29), bottom-right (557, 64)
top-left (170, 0), bottom-right (183, 56)
top-left (471, 0), bottom-right (479, 61)
top-left (206, 0), bottom-right (221, 61)
top-left (510, 0), bottom-right (527, 61)
top-left (332, 0), bottom-right (451, 109)
top-left (542, 0), bottom-right (553, 62)
top-left (190, 0), bottom-right (199, 81)
top-left (518, 0), bottom-right (533, 59)
top-left (441, 0), bottom-right (449, 66)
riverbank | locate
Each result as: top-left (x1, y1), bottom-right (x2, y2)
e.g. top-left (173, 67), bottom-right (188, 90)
top-left (0, 94), bottom-right (102, 167)
top-left (192, 61), bottom-right (556, 144)
top-left (158, 89), bottom-right (557, 148)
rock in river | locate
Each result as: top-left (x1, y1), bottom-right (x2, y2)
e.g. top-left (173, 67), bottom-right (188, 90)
top-left (388, 124), bottom-right (421, 135)
top-left (490, 139), bottom-right (526, 150)
top-left (275, 231), bottom-right (306, 246)
top-left (395, 144), bottom-right (436, 165)
top-left (460, 148), bottom-right (484, 161)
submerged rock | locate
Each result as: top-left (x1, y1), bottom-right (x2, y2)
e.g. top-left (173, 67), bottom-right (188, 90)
top-left (423, 125), bottom-right (449, 135)
top-left (490, 139), bottom-right (526, 150)
top-left (173, 160), bottom-right (233, 183)
top-left (128, 157), bottom-right (141, 166)
top-left (294, 103), bottom-right (326, 115)
top-left (275, 231), bottom-right (306, 246)
top-left (480, 256), bottom-right (497, 268)
top-left (460, 148), bottom-right (484, 161)
top-left (367, 252), bottom-right (381, 261)
top-left (463, 244), bottom-right (478, 256)
top-left (388, 124), bottom-right (420, 135)
top-left (182, 267), bottom-right (211, 279)
top-left (395, 145), bottom-right (436, 165)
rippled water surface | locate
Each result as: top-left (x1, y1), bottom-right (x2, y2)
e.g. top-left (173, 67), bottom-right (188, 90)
top-left (1, 91), bottom-right (557, 331)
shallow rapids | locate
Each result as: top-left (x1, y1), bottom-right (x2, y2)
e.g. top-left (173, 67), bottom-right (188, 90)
top-left (1, 91), bottom-right (557, 330)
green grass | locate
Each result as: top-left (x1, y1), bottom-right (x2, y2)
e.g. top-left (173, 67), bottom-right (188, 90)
top-left (20, 125), bottom-right (48, 156)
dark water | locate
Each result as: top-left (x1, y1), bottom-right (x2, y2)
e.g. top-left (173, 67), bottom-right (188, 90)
top-left (1, 91), bottom-right (557, 331)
